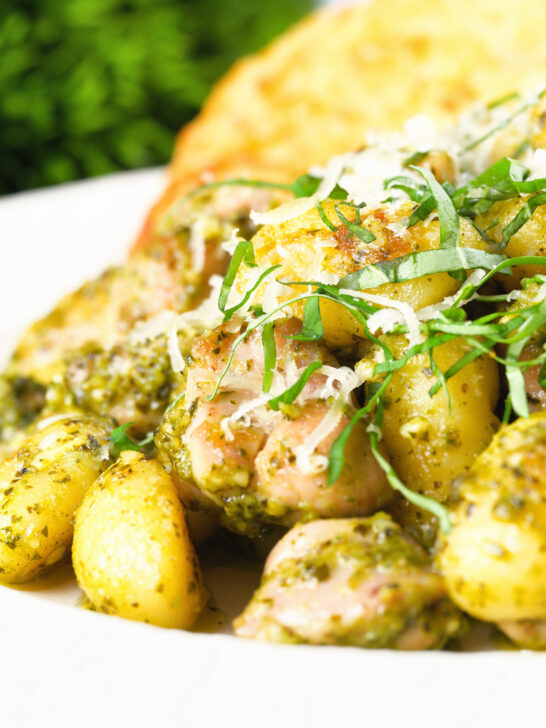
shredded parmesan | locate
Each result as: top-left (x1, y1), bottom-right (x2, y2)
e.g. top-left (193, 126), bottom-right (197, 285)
top-left (317, 365), bottom-right (362, 403)
top-left (250, 157), bottom-right (344, 227)
top-left (295, 365), bottom-right (365, 476)
top-left (221, 227), bottom-right (242, 255)
top-left (259, 279), bottom-right (293, 318)
top-left (506, 275), bottom-right (546, 303)
top-left (167, 322), bottom-right (185, 374)
top-left (386, 219), bottom-right (410, 239)
top-left (250, 196), bottom-right (317, 226)
top-left (128, 276), bottom-right (226, 375)
top-left (188, 216), bottom-right (206, 272)
top-left (220, 394), bottom-right (270, 442)
top-left (295, 398), bottom-right (343, 475)
top-left (526, 148), bottom-right (546, 180)
top-left (341, 289), bottom-right (423, 348)
top-left (366, 422), bottom-right (383, 440)
top-left (129, 310), bottom-right (179, 345)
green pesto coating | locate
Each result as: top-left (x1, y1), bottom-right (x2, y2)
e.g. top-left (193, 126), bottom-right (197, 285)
top-left (0, 375), bottom-right (46, 454)
top-left (49, 335), bottom-right (176, 437)
top-left (156, 390), bottom-right (281, 537)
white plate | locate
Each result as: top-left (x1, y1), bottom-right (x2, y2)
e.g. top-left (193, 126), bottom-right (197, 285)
top-left (0, 171), bottom-right (544, 728)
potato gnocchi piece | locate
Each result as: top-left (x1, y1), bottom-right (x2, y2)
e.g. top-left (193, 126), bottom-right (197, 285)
top-left (73, 451), bottom-right (207, 629)
top-left (0, 415), bottom-right (112, 583)
top-left (357, 334), bottom-right (500, 546)
top-left (235, 514), bottom-right (466, 648)
top-left (439, 411), bottom-right (546, 641)
top-left (235, 199), bottom-right (488, 347)
top-left (10, 256), bottom-right (179, 385)
top-left (477, 197), bottom-right (546, 286)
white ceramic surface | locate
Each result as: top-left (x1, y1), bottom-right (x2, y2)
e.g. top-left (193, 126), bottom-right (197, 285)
top-left (0, 171), bottom-right (544, 728)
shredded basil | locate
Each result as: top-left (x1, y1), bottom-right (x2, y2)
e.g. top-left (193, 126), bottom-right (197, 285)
top-left (368, 427), bottom-right (452, 534)
top-left (218, 239), bottom-right (255, 313)
top-left (291, 295), bottom-right (324, 341)
top-left (222, 264), bottom-right (281, 321)
top-left (506, 337), bottom-right (530, 418)
top-left (184, 178), bottom-right (293, 201)
top-left (403, 150), bottom-right (429, 168)
top-left (261, 322), bottom-right (276, 393)
top-left (461, 98), bottom-right (536, 153)
top-left (384, 174), bottom-right (428, 203)
top-left (316, 200), bottom-right (338, 231)
top-left (501, 191), bottom-right (546, 248)
top-left (110, 424), bottom-right (153, 457)
top-left (290, 173), bottom-right (348, 200)
top-left (486, 91), bottom-right (520, 110)
top-left (267, 361), bottom-right (323, 411)
top-left (338, 248), bottom-right (508, 290)
top-left (334, 204), bottom-right (376, 243)
top-left (411, 166), bottom-right (460, 248)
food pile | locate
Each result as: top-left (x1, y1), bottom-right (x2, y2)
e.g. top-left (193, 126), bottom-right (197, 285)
top-left (3, 89), bottom-right (546, 650)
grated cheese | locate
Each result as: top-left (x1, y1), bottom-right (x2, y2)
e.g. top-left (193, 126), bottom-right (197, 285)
top-left (250, 157), bottom-right (344, 227)
top-left (341, 289), bottom-right (423, 348)
top-left (188, 216), bottom-right (207, 273)
top-left (295, 398), bottom-right (343, 475)
top-left (221, 227), bottom-right (243, 255)
top-left (526, 148), bottom-right (546, 180)
top-left (167, 321), bottom-right (185, 374)
top-left (250, 196), bottom-right (317, 226)
top-left (317, 365), bottom-right (362, 403)
top-left (294, 365), bottom-right (365, 476)
top-left (506, 275), bottom-right (546, 303)
top-left (220, 394), bottom-right (271, 442)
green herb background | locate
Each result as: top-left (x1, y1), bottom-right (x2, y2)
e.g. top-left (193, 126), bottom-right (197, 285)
top-left (0, 0), bottom-right (313, 195)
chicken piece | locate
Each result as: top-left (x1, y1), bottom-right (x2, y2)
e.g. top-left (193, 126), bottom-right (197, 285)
top-left (155, 317), bottom-right (392, 535)
top-left (9, 183), bottom-right (281, 385)
top-left (234, 514), bottom-right (466, 648)
top-left (254, 399), bottom-right (387, 518)
top-left (439, 411), bottom-right (546, 646)
top-left (497, 619), bottom-right (546, 650)
top-left (134, 163), bottom-right (290, 254)
top-left (10, 250), bottom-right (184, 384)
top-left (47, 334), bottom-right (177, 438)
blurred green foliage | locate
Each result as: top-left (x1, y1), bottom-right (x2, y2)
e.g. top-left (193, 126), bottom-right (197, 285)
top-left (0, 0), bottom-right (313, 194)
